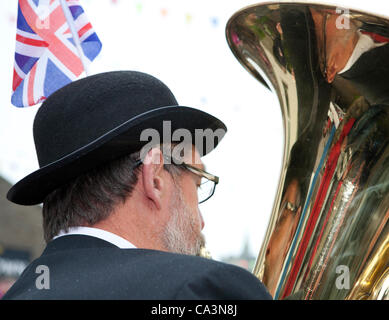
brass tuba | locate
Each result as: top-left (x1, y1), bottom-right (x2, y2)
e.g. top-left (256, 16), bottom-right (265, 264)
top-left (226, 1), bottom-right (389, 299)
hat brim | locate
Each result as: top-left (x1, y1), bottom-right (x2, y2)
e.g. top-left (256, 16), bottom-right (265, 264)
top-left (7, 106), bottom-right (226, 205)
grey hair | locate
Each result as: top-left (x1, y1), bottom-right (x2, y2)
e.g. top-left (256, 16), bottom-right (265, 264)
top-left (42, 144), bottom-right (183, 243)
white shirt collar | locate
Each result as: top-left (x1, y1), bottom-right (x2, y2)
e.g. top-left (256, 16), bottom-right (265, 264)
top-left (339, 31), bottom-right (386, 74)
top-left (53, 226), bottom-right (137, 249)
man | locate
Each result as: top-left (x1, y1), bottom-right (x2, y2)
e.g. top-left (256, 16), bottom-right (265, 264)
top-left (3, 71), bottom-right (271, 299)
top-left (311, 8), bottom-right (389, 104)
top-left (263, 179), bottom-right (301, 297)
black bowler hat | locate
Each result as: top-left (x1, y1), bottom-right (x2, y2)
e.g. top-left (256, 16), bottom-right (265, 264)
top-left (7, 71), bottom-right (227, 205)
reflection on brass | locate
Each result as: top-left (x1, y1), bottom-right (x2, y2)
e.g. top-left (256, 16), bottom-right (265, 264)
top-left (226, 2), bottom-right (389, 299)
top-left (348, 225), bottom-right (389, 299)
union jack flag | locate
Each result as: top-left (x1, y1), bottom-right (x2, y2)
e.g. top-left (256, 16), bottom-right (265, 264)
top-left (12, 0), bottom-right (102, 107)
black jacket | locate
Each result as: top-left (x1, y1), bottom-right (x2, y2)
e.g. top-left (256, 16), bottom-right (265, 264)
top-left (340, 43), bottom-right (389, 105)
top-left (2, 235), bottom-right (272, 300)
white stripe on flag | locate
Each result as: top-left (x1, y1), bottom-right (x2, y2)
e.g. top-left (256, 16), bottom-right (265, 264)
top-left (74, 12), bottom-right (89, 29)
top-left (15, 41), bottom-right (46, 58)
top-left (22, 70), bottom-right (30, 107)
top-left (33, 53), bottom-right (48, 104)
top-left (54, 23), bottom-right (80, 58)
top-left (14, 61), bottom-right (26, 79)
top-left (27, 0), bottom-right (59, 20)
top-left (79, 27), bottom-right (94, 43)
top-left (67, 0), bottom-right (81, 6)
top-left (16, 29), bottom-right (45, 41)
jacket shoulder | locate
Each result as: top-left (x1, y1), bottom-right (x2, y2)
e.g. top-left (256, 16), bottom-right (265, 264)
top-left (146, 251), bottom-right (272, 300)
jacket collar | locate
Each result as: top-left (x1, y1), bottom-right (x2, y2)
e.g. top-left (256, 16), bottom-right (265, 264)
top-left (42, 234), bottom-right (118, 256)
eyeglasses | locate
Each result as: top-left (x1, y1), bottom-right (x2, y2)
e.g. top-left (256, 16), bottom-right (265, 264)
top-left (133, 155), bottom-right (219, 204)
top-left (175, 160), bottom-right (219, 204)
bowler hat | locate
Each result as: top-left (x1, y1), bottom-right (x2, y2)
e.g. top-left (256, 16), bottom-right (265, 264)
top-left (7, 71), bottom-right (227, 205)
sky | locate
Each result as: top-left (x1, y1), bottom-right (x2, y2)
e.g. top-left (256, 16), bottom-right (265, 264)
top-left (1, 0), bottom-right (388, 263)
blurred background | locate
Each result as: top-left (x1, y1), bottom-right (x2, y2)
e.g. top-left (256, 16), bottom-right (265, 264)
top-left (1, 0), bottom-right (388, 296)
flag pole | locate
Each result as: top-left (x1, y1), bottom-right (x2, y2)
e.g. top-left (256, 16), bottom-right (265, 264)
top-left (59, 0), bottom-right (90, 76)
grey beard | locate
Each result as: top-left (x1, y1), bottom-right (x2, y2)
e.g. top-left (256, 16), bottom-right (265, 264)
top-left (162, 187), bottom-right (205, 256)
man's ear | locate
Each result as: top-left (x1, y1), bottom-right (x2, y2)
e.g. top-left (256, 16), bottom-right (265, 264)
top-left (141, 148), bottom-right (165, 210)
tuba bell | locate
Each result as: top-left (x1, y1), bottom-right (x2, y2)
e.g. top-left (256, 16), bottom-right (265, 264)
top-left (226, 1), bottom-right (389, 299)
